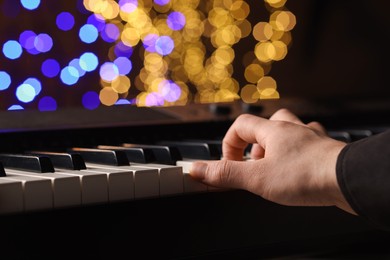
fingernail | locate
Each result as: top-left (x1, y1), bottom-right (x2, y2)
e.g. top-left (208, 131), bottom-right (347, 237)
top-left (190, 162), bottom-right (207, 180)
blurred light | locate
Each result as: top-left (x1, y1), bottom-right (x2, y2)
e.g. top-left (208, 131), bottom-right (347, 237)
top-left (159, 80), bottom-right (181, 102)
top-left (34, 33), bottom-right (53, 53)
top-left (114, 57), bottom-right (132, 75)
top-left (56, 12), bottom-right (75, 31)
top-left (38, 96), bottom-right (57, 111)
top-left (20, 0), bottom-right (40, 10)
top-left (82, 91), bottom-right (100, 110)
top-left (24, 78), bottom-right (42, 96)
top-left (69, 59), bottom-right (86, 77)
top-left (19, 31), bottom-right (40, 55)
top-left (145, 93), bottom-right (164, 106)
top-left (8, 105), bottom-right (24, 111)
top-left (119, 0), bottom-right (138, 13)
top-left (167, 12), bottom-right (186, 31)
top-left (16, 84), bottom-right (36, 103)
top-left (79, 52), bottom-right (99, 72)
top-left (114, 41), bottom-right (133, 57)
top-left (100, 62), bottom-right (119, 82)
top-left (154, 0), bottom-right (170, 6)
top-left (3, 40), bottom-right (23, 60)
top-left (60, 66), bottom-right (80, 85)
top-left (87, 14), bottom-right (106, 32)
top-left (115, 99), bottom-right (131, 105)
top-left (0, 71), bottom-right (11, 90)
top-left (155, 36), bottom-right (174, 56)
top-left (143, 34), bottom-right (159, 53)
top-left (101, 23), bottom-right (120, 43)
top-left (79, 24), bottom-right (99, 44)
top-left (41, 59), bottom-right (60, 78)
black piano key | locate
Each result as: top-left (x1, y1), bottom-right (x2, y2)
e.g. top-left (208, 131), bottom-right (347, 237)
top-left (26, 151), bottom-right (87, 170)
top-left (184, 139), bottom-right (223, 156)
top-left (328, 131), bottom-right (352, 143)
top-left (158, 141), bottom-right (220, 160)
top-left (96, 145), bottom-right (155, 164)
top-left (69, 148), bottom-right (129, 166)
top-left (0, 154), bottom-right (55, 173)
top-left (347, 129), bottom-right (373, 141)
top-left (0, 163), bottom-right (6, 177)
top-left (122, 143), bottom-right (182, 165)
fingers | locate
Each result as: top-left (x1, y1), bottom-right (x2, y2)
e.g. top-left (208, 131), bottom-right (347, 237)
top-left (190, 159), bottom-right (260, 191)
top-left (269, 108), bottom-right (304, 125)
top-left (250, 143), bottom-right (264, 159)
top-left (307, 121), bottom-right (327, 135)
top-left (222, 114), bottom-right (272, 160)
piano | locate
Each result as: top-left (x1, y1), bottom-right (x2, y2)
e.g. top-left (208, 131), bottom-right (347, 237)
top-left (1, 0), bottom-right (390, 259)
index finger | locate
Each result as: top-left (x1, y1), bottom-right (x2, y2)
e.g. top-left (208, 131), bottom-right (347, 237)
top-left (223, 114), bottom-right (273, 161)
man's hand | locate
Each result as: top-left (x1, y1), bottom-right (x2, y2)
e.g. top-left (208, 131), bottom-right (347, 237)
top-left (190, 109), bottom-right (356, 215)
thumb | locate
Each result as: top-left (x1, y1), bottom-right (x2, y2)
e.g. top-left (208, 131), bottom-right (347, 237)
top-left (190, 160), bottom-right (258, 190)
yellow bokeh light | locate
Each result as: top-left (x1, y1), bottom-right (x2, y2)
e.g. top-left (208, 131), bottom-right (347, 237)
top-left (85, 0), bottom-right (295, 106)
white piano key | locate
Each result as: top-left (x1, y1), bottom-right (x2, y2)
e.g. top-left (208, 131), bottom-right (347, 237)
top-left (131, 163), bottom-right (184, 196)
top-left (79, 169), bottom-right (134, 202)
top-left (0, 178), bottom-right (24, 214)
top-left (86, 164), bottom-right (159, 199)
top-left (7, 169), bottom-right (81, 209)
top-left (175, 161), bottom-right (208, 193)
top-left (5, 174), bottom-right (53, 212)
top-left (54, 169), bottom-right (109, 205)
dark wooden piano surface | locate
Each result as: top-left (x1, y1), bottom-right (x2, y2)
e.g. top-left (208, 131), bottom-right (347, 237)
top-left (1, 101), bottom-right (390, 259)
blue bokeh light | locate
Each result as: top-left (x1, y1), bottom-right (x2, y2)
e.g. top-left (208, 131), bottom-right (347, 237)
top-left (69, 58), bottom-right (86, 77)
top-left (16, 83), bottom-right (36, 103)
top-left (24, 78), bottom-right (42, 96)
top-left (3, 40), bottom-right (23, 60)
top-left (114, 57), bottom-right (132, 75)
top-left (167, 12), bottom-right (186, 31)
top-left (119, 0), bottom-right (138, 13)
top-left (79, 24), bottom-right (99, 44)
top-left (0, 71), bottom-right (11, 91)
top-left (20, 0), bottom-right (40, 10)
top-left (19, 30), bottom-right (36, 48)
top-left (56, 12), bottom-right (75, 31)
top-left (143, 34), bottom-right (158, 53)
top-left (100, 23), bottom-right (120, 43)
top-left (38, 96), bottom-right (57, 111)
top-left (82, 91), bottom-right (100, 110)
top-left (159, 80), bottom-right (181, 102)
top-left (114, 41), bottom-right (133, 57)
top-left (41, 59), bottom-right (60, 78)
top-left (8, 105), bottom-right (24, 111)
top-left (115, 99), bottom-right (131, 105)
top-left (79, 52), bottom-right (99, 72)
top-left (154, 0), bottom-right (170, 6)
top-left (34, 33), bottom-right (53, 53)
top-left (60, 66), bottom-right (80, 85)
top-left (100, 62), bottom-right (119, 82)
top-left (155, 36), bottom-right (174, 56)
top-left (87, 14), bottom-right (106, 32)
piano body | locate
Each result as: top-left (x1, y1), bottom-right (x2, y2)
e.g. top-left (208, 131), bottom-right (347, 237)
top-left (1, 0), bottom-right (390, 258)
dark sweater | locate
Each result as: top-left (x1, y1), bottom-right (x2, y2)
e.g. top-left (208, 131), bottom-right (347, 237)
top-left (337, 130), bottom-right (390, 231)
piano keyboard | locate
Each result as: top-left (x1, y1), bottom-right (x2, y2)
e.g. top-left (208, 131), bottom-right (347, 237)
top-left (0, 128), bottom-right (381, 215)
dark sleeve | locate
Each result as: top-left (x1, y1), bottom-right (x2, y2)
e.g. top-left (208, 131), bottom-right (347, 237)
top-left (336, 130), bottom-right (390, 231)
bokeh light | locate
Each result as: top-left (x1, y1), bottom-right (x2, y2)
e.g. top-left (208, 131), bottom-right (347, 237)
top-left (100, 62), bottom-right (119, 82)
top-left (8, 105), bottom-right (24, 111)
top-left (41, 59), bottom-right (61, 78)
top-left (60, 66), bottom-right (80, 86)
top-left (24, 78), bottom-right (42, 96)
top-left (79, 24), bottom-right (99, 44)
top-left (167, 12), bottom-right (186, 31)
top-left (0, 71), bottom-right (11, 91)
top-left (16, 83), bottom-right (36, 103)
top-left (56, 12), bottom-right (75, 31)
top-left (82, 91), bottom-right (100, 110)
top-left (38, 96), bottom-right (58, 111)
top-left (34, 33), bottom-right (53, 53)
top-left (20, 0), bottom-right (40, 10)
top-left (3, 40), bottom-right (23, 60)
top-left (79, 52), bottom-right (99, 72)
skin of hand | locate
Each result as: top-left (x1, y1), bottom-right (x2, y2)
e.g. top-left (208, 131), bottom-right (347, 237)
top-left (190, 108), bottom-right (356, 215)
